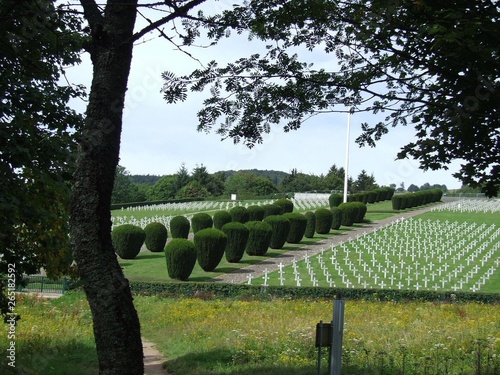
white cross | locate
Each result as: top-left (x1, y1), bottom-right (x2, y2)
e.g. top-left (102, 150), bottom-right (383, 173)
top-left (406, 276), bottom-right (413, 286)
top-left (422, 277), bottom-right (430, 288)
top-left (389, 275), bottom-right (396, 286)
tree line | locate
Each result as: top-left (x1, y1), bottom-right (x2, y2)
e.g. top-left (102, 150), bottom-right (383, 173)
top-left (112, 163), bottom-right (448, 204)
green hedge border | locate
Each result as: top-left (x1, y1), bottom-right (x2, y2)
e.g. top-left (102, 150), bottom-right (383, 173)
top-left (129, 281), bottom-right (500, 304)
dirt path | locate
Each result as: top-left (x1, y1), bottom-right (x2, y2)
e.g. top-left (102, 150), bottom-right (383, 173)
top-left (143, 340), bottom-right (170, 375)
top-left (29, 292), bottom-right (170, 375)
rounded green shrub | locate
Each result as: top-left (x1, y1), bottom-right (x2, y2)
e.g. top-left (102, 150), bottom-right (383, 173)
top-left (222, 222), bottom-right (250, 263)
top-left (304, 211), bottom-right (316, 238)
top-left (262, 204), bottom-right (282, 218)
top-left (144, 222), bottom-right (168, 253)
top-left (112, 224), bottom-right (146, 259)
top-left (245, 221), bottom-right (272, 256)
top-left (170, 215), bottom-right (190, 238)
top-left (367, 191), bottom-right (377, 204)
top-left (392, 195), bottom-right (402, 210)
top-left (283, 212), bottom-right (307, 244)
top-left (359, 192), bottom-right (370, 204)
top-left (329, 193), bottom-right (343, 207)
top-left (213, 210), bottom-right (232, 230)
top-left (338, 203), bottom-right (355, 226)
top-left (247, 205), bottom-right (265, 221)
top-left (191, 212), bottom-right (213, 233)
top-left (165, 238), bottom-right (196, 281)
top-left (330, 207), bottom-right (342, 230)
top-left (229, 206), bottom-right (250, 223)
top-left (384, 187), bottom-right (396, 200)
top-left (400, 195), bottom-right (409, 210)
top-left (351, 202), bottom-right (367, 223)
top-left (194, 228), bottom-right (227, 272)
top-left (315, 208), bottom-right (333, 234)
top-left (347, 193), bottom-right (359, 202)
top-left (264, 215), bottom-right (291, 249)
top-left (432, 188), bottom-right (443, 202)
top-left (274, 198), bottom-right (294, 214)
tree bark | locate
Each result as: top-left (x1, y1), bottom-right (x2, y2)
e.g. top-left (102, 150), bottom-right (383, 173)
top-left (70, 1), bottom-right (143, 374)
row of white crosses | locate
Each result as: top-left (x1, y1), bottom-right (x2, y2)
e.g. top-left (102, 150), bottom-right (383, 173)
top-left (113, 199), bottom-right (285, 230)
top-left (431, 199), bottom-right (500, 214)
top-left (292, 197), bottom-right (329, 211)
top-left (112, 214), bottom-right (173, 230)
top-left (249, 217), bottom-right (499, 292)
top-left (119, 198), bottom-right (284, 214)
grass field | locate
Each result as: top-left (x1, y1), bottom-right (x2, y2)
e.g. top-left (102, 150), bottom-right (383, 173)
top-left (252, 210), bottom-right (499, 293)
top-left (117, 199), bottom-right (499, 293)
top-left (1, 292), bottom-right (498, 375)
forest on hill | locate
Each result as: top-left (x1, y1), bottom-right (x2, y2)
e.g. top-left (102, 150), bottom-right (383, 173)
top-left (112, 163), bottom-right (448, 204)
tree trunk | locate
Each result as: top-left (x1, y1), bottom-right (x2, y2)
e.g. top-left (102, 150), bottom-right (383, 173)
top-left (70, 1), bottom-right (143, 374)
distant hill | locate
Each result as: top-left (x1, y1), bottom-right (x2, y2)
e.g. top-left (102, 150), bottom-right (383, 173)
top-left (130, 174), bottom-right (162, 185)
top-left (222, 169), bottom-right (290, 186)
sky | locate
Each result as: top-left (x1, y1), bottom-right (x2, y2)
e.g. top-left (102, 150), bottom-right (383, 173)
top-left (65, 2), bottom-right (464, 190)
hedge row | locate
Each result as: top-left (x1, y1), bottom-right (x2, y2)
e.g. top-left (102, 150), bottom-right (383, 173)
top-left (328, 187), bottom-right (395, 208)
top-left (129, 281), bottom-right (500, 304)
top-left (391, 189), bottom-right (443, 210)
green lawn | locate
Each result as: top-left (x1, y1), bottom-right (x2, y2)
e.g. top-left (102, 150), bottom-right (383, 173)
top-left (2, 292), bottom-right (498, 375)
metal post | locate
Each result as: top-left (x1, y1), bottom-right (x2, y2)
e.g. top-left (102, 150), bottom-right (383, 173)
top-left (317, 321), bottom-right (323, 375)
top-left (343, 110), bottom-right (351, 203)
top-left (329, 297), bottom-right (345, 375)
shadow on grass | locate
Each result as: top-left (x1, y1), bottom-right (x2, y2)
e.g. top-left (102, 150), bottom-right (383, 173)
top-left (165, 349), bottom-right (368, 375)
top-left (136, 253), bottom-right (165, 260)
top-left (0, 342), bottom-right (98, 375)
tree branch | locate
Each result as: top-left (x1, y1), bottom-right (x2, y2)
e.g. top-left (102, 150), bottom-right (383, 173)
top-left (130, 0), bottom-right (206, 43)
top-left (79, 0), bottom-right (103, 30)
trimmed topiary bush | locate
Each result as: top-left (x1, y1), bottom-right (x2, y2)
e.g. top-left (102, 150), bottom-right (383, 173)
top-left (245, 221), bottom-right (272, 256)
top-left (367, 191), bottom-right (377, 204)
top-left (247, 205), bottom-right (265, 221)
top-left (229, 206), bottom-right (250, 223)
top-left (191, 212), bottom-right (213, 233)
top-left (222, 222), bottom-right (250, 263)
top-left (213, 210), bottom-right (232, 230)
top-left (392, 195), bottom-right (403, 210)
top-left (170, 215), bottom-right (190, 238)
top-left (338, 202), bottom-right (355, 226)
top-left (315, 208), bottom-right (333, 234)
top-left (165, 238), bottom-right (196, 281)
top-left (283, 212), bottom-right (307, 244)
top-left (264, 215), bottom-right (291, 249)
top-left (330, 207), bottom-right (342, 230)
top-left (274, 198), bottom-right (294, 214)
top-left (112, 224), bottom-right (146, 259)
top-left (194, 228), bottom-right (227, 272)
top-left (144, 222), bottom-right (168, 253)
top-left (304, 211), bottom-right (316, 238)
top-left (329, 193), bottom-right (343, 208)
top-left (262, 204), bottom-right (282, 218)
top-left (351, 202), bottom-right (367, 223)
